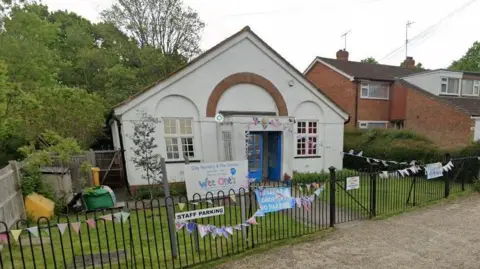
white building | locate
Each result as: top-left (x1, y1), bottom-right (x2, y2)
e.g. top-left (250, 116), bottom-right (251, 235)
top-left (110, 26), bottom-right (349, 189)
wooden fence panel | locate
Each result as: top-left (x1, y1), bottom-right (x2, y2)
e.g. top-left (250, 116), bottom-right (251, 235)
top-left (0, 162), bottom-right (26, 231)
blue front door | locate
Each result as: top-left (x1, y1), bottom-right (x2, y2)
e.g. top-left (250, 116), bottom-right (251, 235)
top-left (247, 132), bottom-right (263, 182)
top-left (267, 132), bottom-right (282, 181)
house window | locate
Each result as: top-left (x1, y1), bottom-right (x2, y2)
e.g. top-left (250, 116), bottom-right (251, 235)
top-left (462, 80), bottom-right (480, 96)
top-left (440, 77), bottom-right (460, 95)
top-left (358, 121), bottom-right (388, 129)
top-left (222, 131), bottom-right (233, 161)
top-left (360, 82), bottom-right (389, 99)
top-left (163, 118), bottom-right (195, 160)
top-left (296, 121), bottom-right (318, 156)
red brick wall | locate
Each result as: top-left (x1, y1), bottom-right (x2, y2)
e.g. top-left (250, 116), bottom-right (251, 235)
top-left (390, 82), bottom-right (407, 120)
top-left (305, 62), bottom-right (356, 128)
top-left (405, 86), bottom-right (473, 148)
top-left (357, 98), bottom-right (390, 121)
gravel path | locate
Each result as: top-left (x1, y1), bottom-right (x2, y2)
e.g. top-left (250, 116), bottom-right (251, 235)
top-left (215, 194), bottom-right (480, 269)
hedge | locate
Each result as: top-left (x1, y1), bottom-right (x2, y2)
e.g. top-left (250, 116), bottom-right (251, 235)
top-left (343, 129), bottom-right (480, 171)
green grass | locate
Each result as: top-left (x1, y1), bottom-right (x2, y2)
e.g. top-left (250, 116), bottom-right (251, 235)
top-left (319, 176), bottom-right (471, 217)
top-left (0, 200), bottom-right (307, 269)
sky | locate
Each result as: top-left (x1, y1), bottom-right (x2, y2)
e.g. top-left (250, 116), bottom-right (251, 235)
top-left (42, 0), bottom-right (480, 71)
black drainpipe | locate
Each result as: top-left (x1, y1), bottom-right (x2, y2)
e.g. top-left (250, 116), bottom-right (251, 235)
top-left (113, 115), bottom-right (131, 196)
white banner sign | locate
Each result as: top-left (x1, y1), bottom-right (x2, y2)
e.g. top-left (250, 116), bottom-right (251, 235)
top-left (346, 176), bottom-right (360, 190)
top-left (184, 161), bottom-right (249, 200)
top-left (175, 206), bottom-right (225, 222)
top-left (426, 162), bottom-right (443, 179)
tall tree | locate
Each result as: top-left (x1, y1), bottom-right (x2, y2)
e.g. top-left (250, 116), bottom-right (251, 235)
top-left (449, 41), bottom-right (480, 72)
top-left (361, 57), bottom-right (378, 64)
top-left (101, 0), bottom-right (205, 58)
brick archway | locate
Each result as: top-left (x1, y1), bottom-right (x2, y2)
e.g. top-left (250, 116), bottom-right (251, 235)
top-left (206, 72), bottom-right (289, 117)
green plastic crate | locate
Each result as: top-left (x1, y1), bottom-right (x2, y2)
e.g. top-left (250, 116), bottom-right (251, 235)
top-left (83, 187), bottom-right (114, 211)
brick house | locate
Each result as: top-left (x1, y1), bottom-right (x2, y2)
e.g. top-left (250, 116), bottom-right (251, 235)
top-left (304, 50), bottom-right (480, 148)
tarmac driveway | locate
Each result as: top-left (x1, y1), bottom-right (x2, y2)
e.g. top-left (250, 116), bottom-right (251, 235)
top-left (216, 194), bottom-right (480, 269)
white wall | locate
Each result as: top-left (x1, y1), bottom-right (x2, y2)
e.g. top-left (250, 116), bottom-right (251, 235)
top-left (111, 120), bottom-right (120, 150)
top-left (404, 70), bottom-right (463, 95)
top-left (116, 36), bottom-right (345, 186)
top-left (475, 119), bottom-right (480, 142)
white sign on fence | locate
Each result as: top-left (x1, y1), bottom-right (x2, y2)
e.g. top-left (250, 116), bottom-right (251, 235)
top-left (426, 162), bottom-right (443, 179)
top-left (175, 206), bottom-right (225, 222)
top-left (184, 161), bottom-right (249, 200)
top-left (346, 176), bottom-right (360, 190)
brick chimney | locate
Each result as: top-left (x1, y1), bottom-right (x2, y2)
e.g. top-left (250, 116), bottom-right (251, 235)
top-left (336, 49), bottom-right (349, 61)
top-left (402, 56), bottom-right (415, 69)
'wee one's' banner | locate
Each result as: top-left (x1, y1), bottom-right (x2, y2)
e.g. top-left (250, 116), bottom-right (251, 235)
top-left (255, 187), bottom-right (295, 214)
top-left (184, 161), bottom-right (249, 200)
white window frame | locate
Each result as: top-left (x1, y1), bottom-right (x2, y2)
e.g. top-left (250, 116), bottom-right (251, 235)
top-left (462, 80), bottom-right (480, 96)
top-left (221, 131), bottom-right (233, 161)
top-left (360, 81), bottom-right (390, 100)
top-left (163, 117), bottom-right (196, 161)
top-left (295, 120), bottom-right (319, 157)
top-left (358, 121), bottom-right (388, 130)
top-left (440, 77), bottom-right (460, 96)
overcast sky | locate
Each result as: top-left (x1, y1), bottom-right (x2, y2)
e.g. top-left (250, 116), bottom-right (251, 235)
top-left (42, 0), bottom-right (480, 71)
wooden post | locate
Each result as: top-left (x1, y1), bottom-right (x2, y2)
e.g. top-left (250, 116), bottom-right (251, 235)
top-left (161, 157), bottom-right (178, 258)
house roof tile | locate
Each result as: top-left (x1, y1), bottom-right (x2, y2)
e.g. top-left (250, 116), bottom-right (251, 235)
top-left (317, 57), bottom-right (422, 81)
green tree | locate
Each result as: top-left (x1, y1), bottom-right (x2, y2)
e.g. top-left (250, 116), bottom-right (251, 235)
top-left (101, 0), bottom-right (205, 58)
top-left (450, 41), bottom-right (480, 72)
top-left (361, 57), bottom-right (378, 64)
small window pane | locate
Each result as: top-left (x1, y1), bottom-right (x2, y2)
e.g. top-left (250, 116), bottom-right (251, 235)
top-left (462, 80), bottom-right (474, 95)
top-left (165, 137), bottom-right (179, 159)
top-left (179, 119), bottom-right (193, 134)
top-left (447, 78), bottom-right (459, 94)
top-left (297, 121), bottom-right (306, 134)
top-left (181, 137), bottom-right (195, 158)
top-left (367, 122), bottom-right (387, 129)
top-left (441, 84), bottom-right (447, 93)
top-left (361, 88), bottom-right (368, 97)
top-left (164, 118), bottom-right (177, 134)
top-left (308, 122), bottom-right (317, 134)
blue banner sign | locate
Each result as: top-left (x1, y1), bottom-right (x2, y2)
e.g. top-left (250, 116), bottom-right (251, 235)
top-left (255, 187), bottom-right (294, 213)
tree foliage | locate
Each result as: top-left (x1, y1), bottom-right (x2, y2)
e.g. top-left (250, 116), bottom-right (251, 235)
top-left (449, 41), bottom-right (480, 72)
top-left (101, 0), bottom-right (205, 58)
top-left (0, 2), bottom-right (199, 165)
top-left (361, 57), bottom-right (378, 64)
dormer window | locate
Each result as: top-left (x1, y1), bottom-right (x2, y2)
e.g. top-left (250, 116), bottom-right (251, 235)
top-left (440, 77), bottom-right (459, 95)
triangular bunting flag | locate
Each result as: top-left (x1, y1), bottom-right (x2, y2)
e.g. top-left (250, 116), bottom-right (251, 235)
top-left (309, 195), bottom-right (315, 201)
top-left (296, 197), bottom-right (302, 208)
top-left (230, 194), bottom-right (236, 204)
top-left (191, 202), bottom-right (199, 205)
top-left (403, 169), bottom-right (410, 176)
top-left (373, 159), bottom-right (380, 163)
top-left (246, 217), bottom-right (257, 225)
top-left (311, 182), bottom-right (317, 189)
top-left (178, 203), bottom-right (186, 211)
top-left (383, 171), bottom-right (389, 178)
top-left (447, 161), bottom-right (454, 168)
top-left (86, 219), bottom-right (96, 229)
top-left (389, 161), bottom-right (398, 164)
top-left (410, 160), bottom-right (416, 166)
top-left (211, 227), bottom-right (217, 239)
top-left (297, 186), bottom-right (303, 193)
top-left (366, 158), bottom-right (371, 163)
top-left (198, 225), bottom-right (208, 238)
top-left (306, 184), bottom-right (311, 191)
top-left (398, 170), bottom-right (404, 177)
top-left (357, 151), bottom-right (363, 157)
top-left (186, 223), bottom-right (196, 235)
top-left (57, 223), bottom-right (68, 235)
top-left (121, 212), bottom-right (130, 223)
top-left (443, 166), bottom-right (449, 172)
top-left (314, 187), bottom-right (324, 196)
top-left (10, 229), bottom-right (22, 242)
top-left (348, 149), bottom-right (354, 154)
top-left (382, 161), bottom-right (389, 167)
top-left (27, 227), bottom-right (39, 237)
top-left (254, 209), bottom-right (265, 217)
top-left (100, 214), bottom-right (113, 221)
top-left (234, 224), bottom-right (243, 230)
top-left (71, 222), bottom-right (81, 234)
top-left (175, 222), bottom-right (186, 231)
top-left (205, 199), bottom-right (213, 204)
top-left (113, 212), bottom-right (122, 223)
top-left (0, 233), bottom-right (8, 242)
